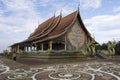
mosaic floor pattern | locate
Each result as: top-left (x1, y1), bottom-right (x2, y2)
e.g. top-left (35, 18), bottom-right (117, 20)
top-left (0, 59), bottom-right (120, 80)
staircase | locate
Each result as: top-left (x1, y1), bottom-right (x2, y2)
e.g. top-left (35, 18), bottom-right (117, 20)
top-left (96, 53), bottom-right (109, 59)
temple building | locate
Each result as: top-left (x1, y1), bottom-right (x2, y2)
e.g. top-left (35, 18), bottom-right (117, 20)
top-left (10, 9), bottom-right (93, 53)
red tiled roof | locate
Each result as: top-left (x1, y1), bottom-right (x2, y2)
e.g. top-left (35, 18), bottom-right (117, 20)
top-left (29, 16), bottom-right (55, 39)
top-left (32, 11), bottom-right (78, 43)
top-left (40, 16), bottom-right (60, 35)
top-left (10, 10), bottom-right (93, 46)
top-left (32, 15), bottom-right (61, 40)
top-left (48, 11), bottom-right (77, 37)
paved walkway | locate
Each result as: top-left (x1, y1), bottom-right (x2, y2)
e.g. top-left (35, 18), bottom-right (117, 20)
top-left (0, 56), bottom-right (120, 80)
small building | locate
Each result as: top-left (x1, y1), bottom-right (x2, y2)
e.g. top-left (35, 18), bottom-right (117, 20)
top-left (10, 9), bottom-right (94, 53)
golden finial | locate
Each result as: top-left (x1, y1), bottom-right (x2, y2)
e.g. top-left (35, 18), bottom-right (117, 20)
top-left (77, 1), bottom-right (80, 11)
top-left (54, 10), bottom-right (56, 17)
top-left (60, 8), bottom-right (62, 17)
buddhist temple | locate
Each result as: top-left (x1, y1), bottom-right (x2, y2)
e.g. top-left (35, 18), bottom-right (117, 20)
top-left (10, 9), bottom-right (94, 54)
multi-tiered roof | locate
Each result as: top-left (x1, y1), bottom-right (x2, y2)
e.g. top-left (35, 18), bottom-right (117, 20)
top-left (10, 10), bottom-right (91, 47)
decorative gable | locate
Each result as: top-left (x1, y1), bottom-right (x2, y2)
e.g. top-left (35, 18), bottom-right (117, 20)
top-left (67, 18), bottom-right (86, 50)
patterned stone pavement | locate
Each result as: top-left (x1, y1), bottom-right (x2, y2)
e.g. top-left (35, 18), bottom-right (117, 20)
top-left (0, 58), bottom-right (120, 80)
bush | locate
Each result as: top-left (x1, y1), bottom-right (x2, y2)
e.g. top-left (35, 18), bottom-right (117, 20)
top-left (115, 41), bottom-right (120, 55)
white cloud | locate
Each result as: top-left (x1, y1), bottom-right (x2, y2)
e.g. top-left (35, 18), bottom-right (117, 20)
top-left (96, 29), bottom-right (120, 35)
top-left (113, 6), bottom-right (120, 13)
top-left (0, 9), bottom-right (3, 16)
top-left (0, 0), bottom-right (76, 36)
top-left (54, 5), bottom-right (75, 16)
top-left (0, 15), bottom-right (39, 34)
top-left (84, 13), bottom-right (120, 43)
top-left (1, 0), bottom-right (34, 11)
top-left (50, 1), bottom-right (77, 16)
top-left (0, 38), bottom-right (19, 53)
top-left (35, 0), bottom-right (55, 6)
top-left (85, 14), bottom-right (120, 28)
top-left (80, 0), bottom-right (102, 9)
top-left (0, 0), bottom-right (42, 33)
top-left (0, 0), bottom-right (43, 52)
top-left (0, 0), bottom-right (77, 52)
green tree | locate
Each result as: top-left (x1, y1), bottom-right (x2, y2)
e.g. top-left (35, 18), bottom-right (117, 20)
top-left (101, 43), bottom-right (108, 50)
top-left (115, 41), bottom-right (120, 55)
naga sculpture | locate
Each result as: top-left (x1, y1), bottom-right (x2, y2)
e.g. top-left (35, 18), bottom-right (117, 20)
top-left (86, 38), bottom-right (96, 56)
top-left (100, 41), bottom-right (116, 56)
top-left (107, 41), bottom-right (116, 56)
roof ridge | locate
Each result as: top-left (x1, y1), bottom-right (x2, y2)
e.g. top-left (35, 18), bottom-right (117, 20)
top-left (29, 16), bottom-right (55, 40)
top-left (65, 10), bottom-right (78, 31)
top-left (32, 15), bottom-right (61, 41)
top-left (33, 10), bottom-right (79, 43)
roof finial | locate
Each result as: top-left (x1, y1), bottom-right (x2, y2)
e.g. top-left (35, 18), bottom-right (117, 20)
top-left (60, 8), bottom-right (62, 17)
top-left (92, 33), bottom-right (95, 39)
top-left (54, 10), bottom-right (56, 17)
top-left (77, 1), bottom-right (80, 11)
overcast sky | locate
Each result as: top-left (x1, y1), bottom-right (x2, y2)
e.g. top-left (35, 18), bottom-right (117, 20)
top-left (0, 0), bottom-right (120, 52)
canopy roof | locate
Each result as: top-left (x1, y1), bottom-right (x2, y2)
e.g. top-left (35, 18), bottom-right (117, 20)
top-left (10, 9), bottom-right (93, 47)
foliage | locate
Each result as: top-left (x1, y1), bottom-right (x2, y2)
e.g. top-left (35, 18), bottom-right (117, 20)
top-left (96, 41), bottom-right (120, 55)
top-left (3, 49), bottom-right (12, 58)
top-left (3, 49), bottom-right (9, 55)
top-left (115, 41), bottom-right (120, 55)
top-left (96, 43), bottom-right (107, 50)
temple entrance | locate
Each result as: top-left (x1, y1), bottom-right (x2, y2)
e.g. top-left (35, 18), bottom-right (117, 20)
top-left (53, 43), bottom-right (64, 50)
top-left (43, 43), bottom-right (49, 50)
